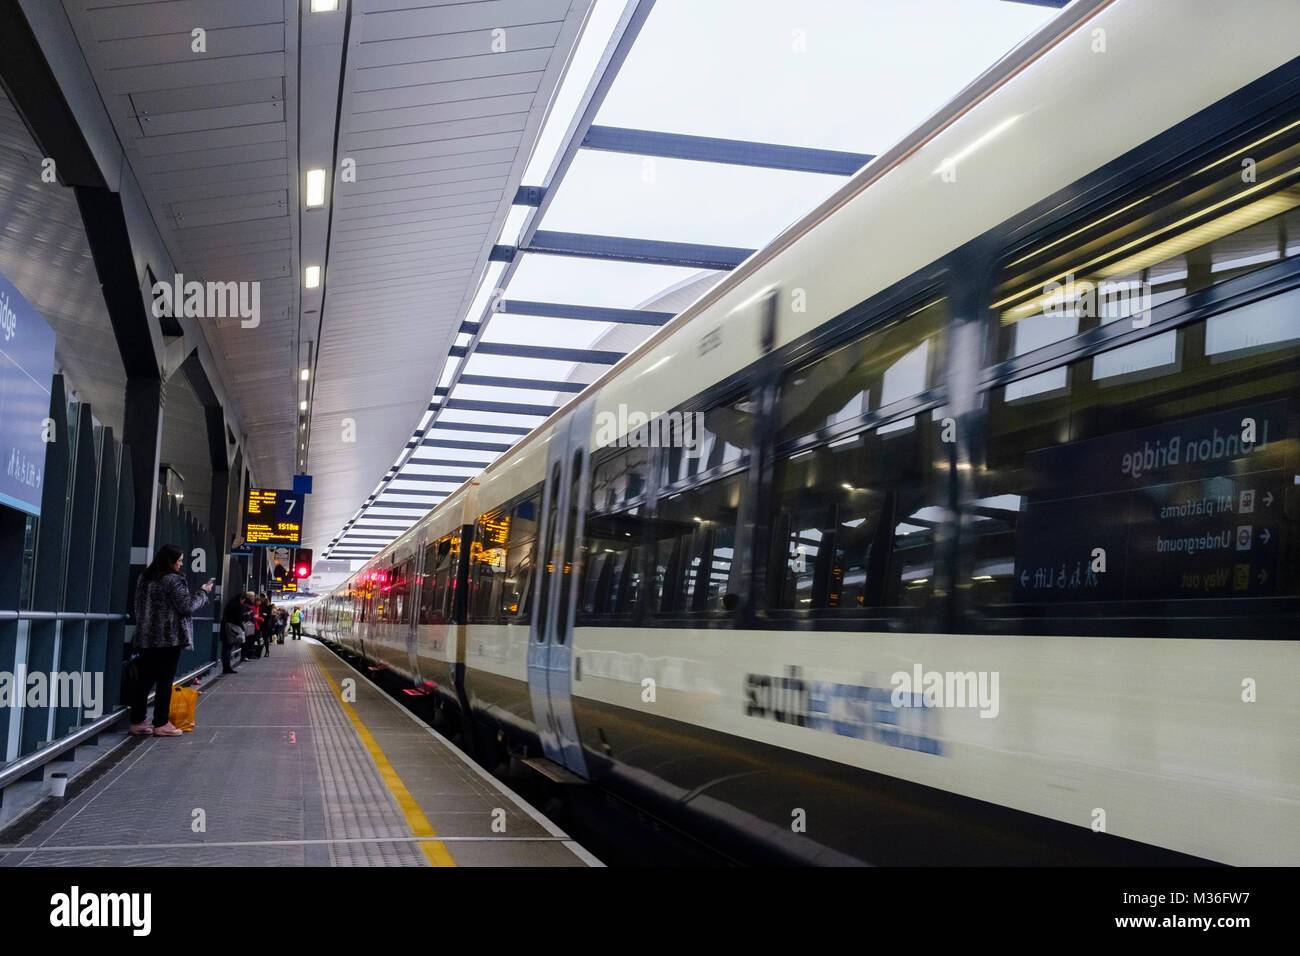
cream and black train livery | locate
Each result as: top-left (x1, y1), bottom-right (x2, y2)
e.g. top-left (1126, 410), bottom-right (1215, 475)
top-left (307, 0), bottom-right (1300, 865)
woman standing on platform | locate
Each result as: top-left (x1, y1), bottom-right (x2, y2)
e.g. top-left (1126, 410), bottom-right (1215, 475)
top-left (130, 544), bottom-right (212, 736)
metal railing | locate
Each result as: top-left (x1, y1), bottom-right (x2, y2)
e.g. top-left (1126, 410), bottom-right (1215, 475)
top-left (0, 611), bottom-right (128, 621)
top-left (0, 659), bottom-right (217, 794)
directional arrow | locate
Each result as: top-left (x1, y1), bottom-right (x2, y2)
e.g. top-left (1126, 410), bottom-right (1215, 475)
top-left (1263, 491), bottom-right (1274, 507)
top-left (1260, 528), bottom-right (1271, 544)
top-left (1019, 570), bottom-right (1029, 587)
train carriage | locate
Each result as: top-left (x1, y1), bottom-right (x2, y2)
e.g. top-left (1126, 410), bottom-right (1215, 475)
top-left (307, 0), bottom-right (1300, 865)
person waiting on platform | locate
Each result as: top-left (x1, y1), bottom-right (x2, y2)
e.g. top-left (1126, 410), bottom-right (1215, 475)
top-left (240, 593), bottom-right (261, 659)
top-left (290, 605), bottom-right (303, 640)
top-left (259, 594), bottom-right (274, 658)
top-left (274, 607), bottom-right (287, 644)
top-left (219, 591), bottom-right (245, 674)
top-left (130, 544), bottom-right (212, 736)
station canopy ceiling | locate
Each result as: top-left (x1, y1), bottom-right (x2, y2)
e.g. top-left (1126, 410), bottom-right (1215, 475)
top-left (55, 0), bottom-right (1064, 564)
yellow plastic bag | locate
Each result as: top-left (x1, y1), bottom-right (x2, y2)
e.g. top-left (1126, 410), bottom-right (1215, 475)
top-left (170, 685), bottom-right (198, 732)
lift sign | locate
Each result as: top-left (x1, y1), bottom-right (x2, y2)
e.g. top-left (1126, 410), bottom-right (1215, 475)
top-left (244, 488), bottom-right (304, 546)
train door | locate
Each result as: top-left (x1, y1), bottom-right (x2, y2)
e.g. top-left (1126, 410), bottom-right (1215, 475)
top-left (407, 529), bottom-right (428, 684)
top-left (527, 402), bottom-right (592, 776)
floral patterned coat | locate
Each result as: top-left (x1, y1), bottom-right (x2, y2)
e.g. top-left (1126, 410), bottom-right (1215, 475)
top-left (133, 572), bottom-right (208, 650)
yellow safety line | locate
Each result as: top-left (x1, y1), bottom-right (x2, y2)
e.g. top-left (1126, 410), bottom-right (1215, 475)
top-left (310, 648), bottom-right (456, 867)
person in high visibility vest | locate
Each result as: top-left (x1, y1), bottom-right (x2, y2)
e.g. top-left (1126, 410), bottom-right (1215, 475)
top-left (290, 606), bottom-right (303, 640)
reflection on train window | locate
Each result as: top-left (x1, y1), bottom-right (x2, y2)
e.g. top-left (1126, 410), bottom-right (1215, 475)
top-left (468, 496), bottom-right (538, 625)
top-left (650, 472), bottom-right (746, 616)
top-left (505, 497), bottom-right (539, 621)
top-left (993, 117), bottom-right (1300, 365)
top-left (778, 298), bottom-right (945, 443)
top-left (590, 446), bottom-right (649, 512)
top-left (555, 449), bottom-right (584, 643)
top-left (661, 395), bottom-right (758, 486)
top-left (418, 536), bottom-right (457, 625)
top-left (767, 413), bottom-right (944, 617)
top-left (974, 291), bottom-right (1300, 624)
top-left (580, 448), bottom-right (648, 621)
top-left (468, 510), bottom-right (507, 624)
top-left (537, 467), bottom-right (562, 640)
top-left (391, 557), bottom-right (413, 624)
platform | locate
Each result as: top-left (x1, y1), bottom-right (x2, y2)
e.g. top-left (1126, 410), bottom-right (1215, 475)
top-left (0, 640), bottom-right (599, 867)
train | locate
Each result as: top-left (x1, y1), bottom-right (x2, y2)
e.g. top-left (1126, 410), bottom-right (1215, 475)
top-left (305, 0), bottom-right (1300, 865)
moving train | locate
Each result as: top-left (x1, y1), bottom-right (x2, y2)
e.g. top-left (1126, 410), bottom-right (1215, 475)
top-left (306, 0), bottom-right (1300, 865)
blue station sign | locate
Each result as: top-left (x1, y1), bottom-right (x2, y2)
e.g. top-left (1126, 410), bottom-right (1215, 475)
top-left (0, 271), bottom-right (57, 516)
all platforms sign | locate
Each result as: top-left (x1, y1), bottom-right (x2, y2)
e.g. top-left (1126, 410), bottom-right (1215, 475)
top-left (0, 271), bottom-right (56, 516)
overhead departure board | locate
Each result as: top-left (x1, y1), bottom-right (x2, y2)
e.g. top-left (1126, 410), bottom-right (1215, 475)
top-left (244, 488), bottom-right (305, 546)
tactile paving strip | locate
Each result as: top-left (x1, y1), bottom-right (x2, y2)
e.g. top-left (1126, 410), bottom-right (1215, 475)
top-left (301, 654), bottom-right (426, 867)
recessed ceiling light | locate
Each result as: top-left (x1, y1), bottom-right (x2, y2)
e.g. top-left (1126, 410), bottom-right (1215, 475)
top-left (300, 368), bottom-right (310, 381)
top-left (305, 168), bottom-right (326, 207)
top-left (299, 400), bottom-right (308, 411)
top-left (310, 0), bottom-right (338, 11)
top-left (304, 265), bottom-right (320, 288)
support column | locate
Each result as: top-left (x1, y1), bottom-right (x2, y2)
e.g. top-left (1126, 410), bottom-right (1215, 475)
top-left (122, 375), bottom-right (164, 570)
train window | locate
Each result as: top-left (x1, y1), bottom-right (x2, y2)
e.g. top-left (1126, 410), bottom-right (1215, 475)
top-left (468, 510), bottom-right (508, 624)
top-left (590, 446), bottom-right (649, 512)
top-left (766, 412), bottom-right (945, 619)
top-left (662, 394), bottom-right (758, 486)
top-left (972, 288), bottom-right (1300, 631)
top-left (650, 471), bottom-right (746, 616)
top-left (418, 536), bottom-right (458, 625)
top-left (555, 449), bottom-right (584, 643)
top-left (536, 463), bottom-right (562, 640)
top-left (391, 557), bottom-right (414, 624)
top-left (579, 448), bottom-right (650, 621)
top-left (992, 116), bottom-right (1300, 366)
top-left (501, 497), bottom-right (538, 621)
top-left (777, 298), bottom-right (945, 443)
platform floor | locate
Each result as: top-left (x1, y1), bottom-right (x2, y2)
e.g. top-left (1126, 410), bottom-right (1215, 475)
top-left (0, 639), bottom-right (598, 867)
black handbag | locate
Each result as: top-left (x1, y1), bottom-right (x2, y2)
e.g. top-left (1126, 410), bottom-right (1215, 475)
top-left (223, 622), bottom-right (246, 646)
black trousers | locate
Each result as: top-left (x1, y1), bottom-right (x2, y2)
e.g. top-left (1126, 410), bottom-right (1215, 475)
top-left (291, 622), bottom-right (301, 639)
top-left (221, 639), bottom-right (234, 670)
top-left (129, 645), bottom-right (183, 725)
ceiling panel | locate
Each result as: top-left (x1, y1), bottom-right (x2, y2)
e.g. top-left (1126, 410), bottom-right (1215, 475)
top-left (58, 0), bottom-right (595, 558)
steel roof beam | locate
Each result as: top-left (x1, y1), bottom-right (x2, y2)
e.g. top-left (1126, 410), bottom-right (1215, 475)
top-left (582, 125), bottom-right (874, 175)
top-left (377, 473), bottom-right (473, 483)
top-left (497, 299), bottom-right (673, 325)
top-left (427, 421), bottom-right (532, 436)
top-left (421, 438), bottom-right (514, 452)
top-left (470, 342), bottom-right (626, 364)
top-left (400, 457), bottom-right (493, 468)
top-left (491, 231), bottom-right (754, 270)
top-left (459, 373), bottom-right (587, 393)
top-left (444, 398), bottom-right (560, 417)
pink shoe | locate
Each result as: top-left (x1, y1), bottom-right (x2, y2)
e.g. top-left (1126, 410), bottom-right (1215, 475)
top-left (152, 723), bottom-right (183, 737)
top-left (129, 722), bottom-right (153, 736)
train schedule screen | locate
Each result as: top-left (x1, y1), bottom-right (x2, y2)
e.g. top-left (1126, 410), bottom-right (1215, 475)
top-left (244, 488), bottom-right (304, 546)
